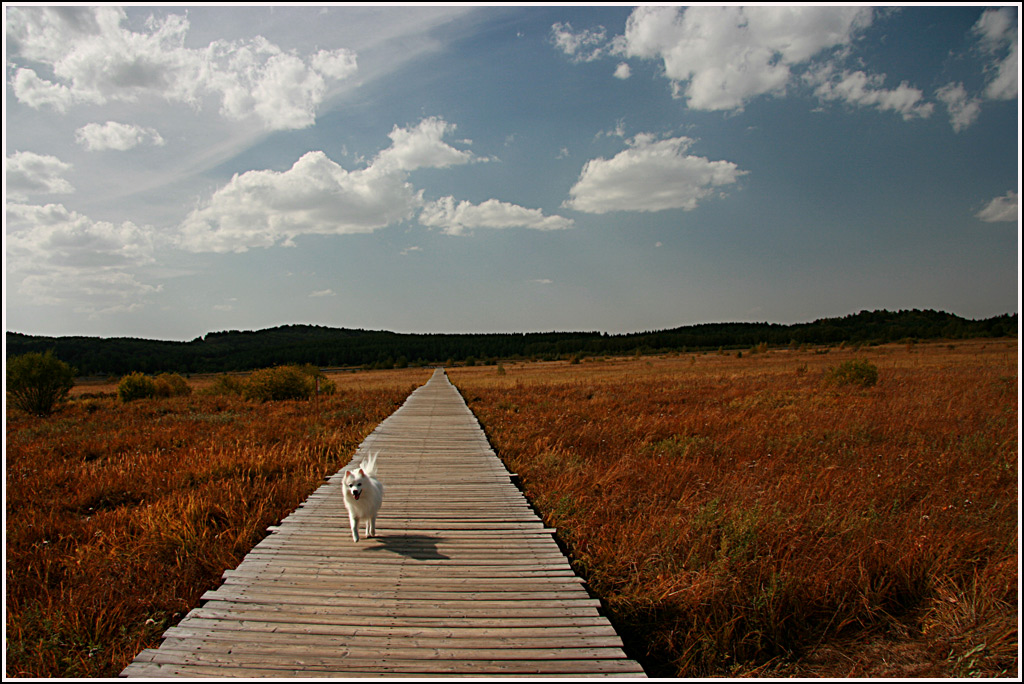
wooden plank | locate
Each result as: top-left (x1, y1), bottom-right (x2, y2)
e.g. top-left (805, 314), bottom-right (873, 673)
top-left (133, 648), bottom-right (647, 675)
top-left (172, 617), bottom-right (620, 640)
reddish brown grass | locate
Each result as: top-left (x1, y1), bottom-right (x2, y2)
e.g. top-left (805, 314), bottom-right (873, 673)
top-left (449, 340), bottom-right (1018, 677)
top-left (5, 367), bottom-right (432, 677)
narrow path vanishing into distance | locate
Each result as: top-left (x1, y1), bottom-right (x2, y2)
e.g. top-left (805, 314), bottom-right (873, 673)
top-left (121, 368), bottom-right (646, 677)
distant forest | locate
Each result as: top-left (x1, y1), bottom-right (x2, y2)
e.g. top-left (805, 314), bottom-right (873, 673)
top-left (6, 309), bottom-right (1017, 377)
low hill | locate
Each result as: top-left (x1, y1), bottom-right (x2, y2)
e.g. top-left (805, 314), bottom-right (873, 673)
top-left (5, 309), bottom-right (1016, 377)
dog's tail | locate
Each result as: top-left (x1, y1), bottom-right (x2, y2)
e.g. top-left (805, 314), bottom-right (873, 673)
top-left (360, 451), bottom-right (380, 478)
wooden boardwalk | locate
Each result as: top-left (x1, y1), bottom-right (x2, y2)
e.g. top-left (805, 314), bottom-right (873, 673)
top-left (121, 369), bottom-right (645, 678)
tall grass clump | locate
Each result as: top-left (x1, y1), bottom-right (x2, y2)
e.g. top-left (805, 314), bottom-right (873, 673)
top-left (450, 341), bottom-right (1017, 678)
top-left (823, 358), bottom-right (879, 387)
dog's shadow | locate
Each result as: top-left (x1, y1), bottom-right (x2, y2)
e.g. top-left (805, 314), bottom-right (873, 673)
top-left (368, 534), bottom-right (450, 561)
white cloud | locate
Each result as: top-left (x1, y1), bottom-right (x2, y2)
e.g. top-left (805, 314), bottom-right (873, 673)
top-left (419, 196), bottom-right (574, 236)
top-left (10, 68), bottom-right (77, 111)
top-left (5, 6), bottom-right (358, 131)
top-left (551, 22), bottom-right (609, 63)
top-left (178, 151), bottom-right (422, 252)
top-left (5, 202), bottom-right (160, 310)
top-left (75, 121), bottom-right (165, 151)
top-left (309, 289), bottom-right (336, 298)
top-left (973, 8), bottom-right (1018, 101)
top-left (5, 151), bottom-right (75, 200)
top-left (935, 82), bottom-right (982, 133)
top-left (973, 7), bottom-right (1016, 51)
top-left (564, 134), bottom-right (745, 214)
top-left (976, 191), bottom-right (1018, 223)
top-left (310, 48), bottom-right (359, 80)
top-left (613, 62), bottom-right (631, 80)
top-left (808, 66), bottom-right (934, 120)
top-left (179, 118), bottom-right (475, 252)
top-left (619, 5), bottom-right (873, 111)
top-left (373, 117), bottom-right (473, 173)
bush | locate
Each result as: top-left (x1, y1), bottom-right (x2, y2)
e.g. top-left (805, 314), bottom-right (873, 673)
top-left (242, 366), bottom-right (314, 402)
top-left (823, 359), bottom-right (879, 388)
top-left (6, 351), bottom-right (77, 416)
top-left (154, 373), bottom-right (192, 398)
top-left (203, 374), bottom-right (247, 397)
top-left (118, 372), bottom-right (158, 402)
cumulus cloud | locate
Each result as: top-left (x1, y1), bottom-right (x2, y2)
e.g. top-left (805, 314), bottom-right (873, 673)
top-left (618, 5), bottom-right (873, 110)
top-left (419, 196), bottom-right (574, 236)
top-left (373, 117), bottom-right (473, 173)
top-left (935, 82), bottom-right (982, 133)
top-left (564, 134), bottom-right (745, 214)
top-left (613, 62), bottom-right (631, 79)
top-left (807, 66), bottom-right (934, 120)
top-left (178, 150), bottom-right (423, 253)
top-left (179, 118), bottom-right (496, 252)
top-left (75, 121), bottom-right (165, 151)
top-left (5, 6), bottom-right (357, 131)
top-left (6, 151), bottom-right (75, 200)
top-left (976, 191), bottom-right (1018, 223)
top-left (5, 202), bottom-right (160, 310)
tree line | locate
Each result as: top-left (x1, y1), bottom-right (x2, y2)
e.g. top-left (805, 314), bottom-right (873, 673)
top-left (5, 309), bottom-right (1017, 377)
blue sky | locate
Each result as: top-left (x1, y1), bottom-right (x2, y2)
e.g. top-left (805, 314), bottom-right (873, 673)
top-left (4, 4), bottom-right (1019, 340)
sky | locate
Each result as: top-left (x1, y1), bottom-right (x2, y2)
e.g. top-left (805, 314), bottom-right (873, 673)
top-left (3, 4), bottom-right (1020, 341)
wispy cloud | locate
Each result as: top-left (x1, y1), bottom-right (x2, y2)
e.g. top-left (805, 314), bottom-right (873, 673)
top-left (309, 289), bottom-right (335, 298)
top-left (976, 191), bottom-right (1018, 223)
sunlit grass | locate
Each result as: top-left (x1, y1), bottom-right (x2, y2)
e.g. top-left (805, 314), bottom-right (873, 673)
top-left (449, 340), bottom-right (1018, 677)
top-left (5, 367), bottom-right (431, 677)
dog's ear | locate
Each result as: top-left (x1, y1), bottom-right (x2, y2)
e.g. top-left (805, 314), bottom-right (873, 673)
top-left (357, 468), bottom-right (366, 477)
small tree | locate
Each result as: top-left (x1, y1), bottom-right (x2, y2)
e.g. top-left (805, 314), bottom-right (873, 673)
top-left (6, 350), bottom-right (77, 416)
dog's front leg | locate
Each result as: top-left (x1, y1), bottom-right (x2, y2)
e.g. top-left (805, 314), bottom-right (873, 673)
top-left (349, 513), bottom-right (360, 542)
top-left (366, 517), bottom-right (376, 538)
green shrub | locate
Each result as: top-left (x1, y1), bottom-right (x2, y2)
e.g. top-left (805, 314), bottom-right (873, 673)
top-left (242, 366), bottom-right (313, 402)
top-left (823, 359), bottom-right (879, 388)
top-left (6, 351), bottom-right (77, 416)
top-left (118, 372), bottom-right (158, 402)
top-left (154, 373), bottom-right (191, 398)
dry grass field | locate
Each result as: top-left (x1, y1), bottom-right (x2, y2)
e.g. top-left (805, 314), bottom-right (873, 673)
top-left (5, 367), bottom-right (431, 678)
top-left (448, 339), bottom-right (1018, 678)
top-left (5, 340), bottom-right (1018, 678)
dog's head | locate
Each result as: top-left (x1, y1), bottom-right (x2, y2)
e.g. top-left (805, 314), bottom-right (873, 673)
top-left (344, 468), bottom-right (367, 500)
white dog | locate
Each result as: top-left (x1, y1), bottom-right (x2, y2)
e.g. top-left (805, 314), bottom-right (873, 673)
top-left (342, 452), bottom-right (384, 542)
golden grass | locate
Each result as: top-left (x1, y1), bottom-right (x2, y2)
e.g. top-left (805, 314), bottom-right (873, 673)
top-left (448, 340), bottom-right (1018, 677)
top-left (7, 342), bottom-right (1017, 678)
top-left (5, 367), bottom-right (432, 677)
